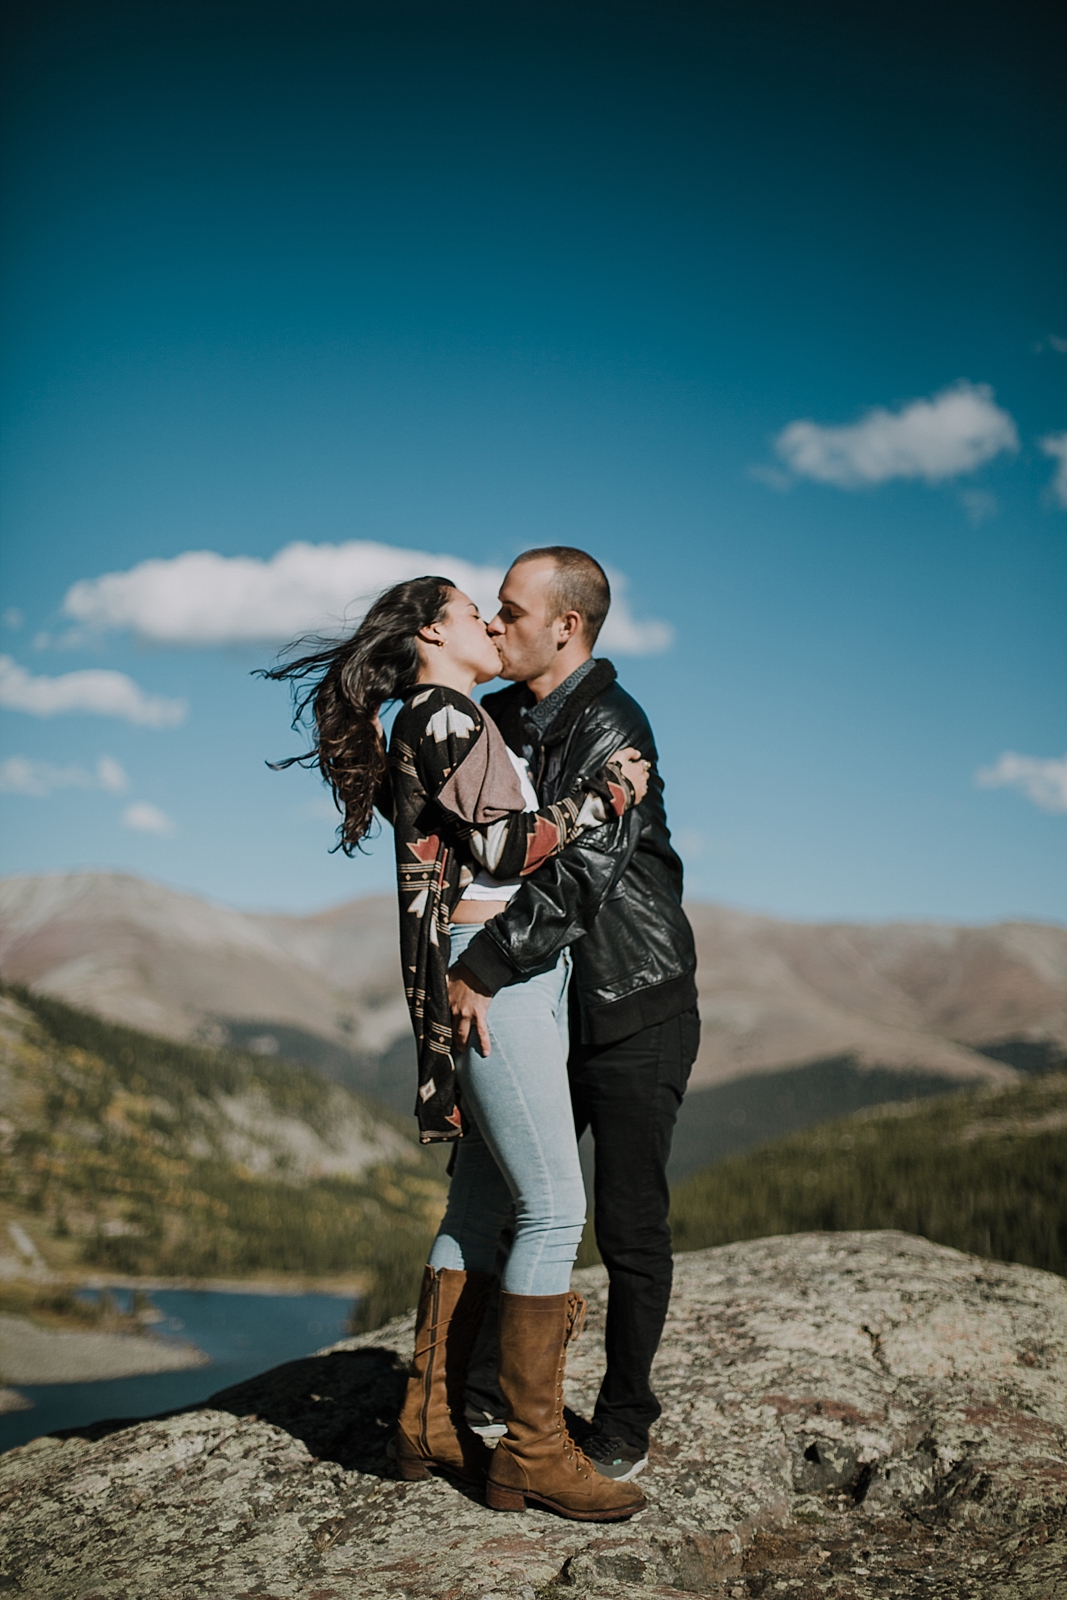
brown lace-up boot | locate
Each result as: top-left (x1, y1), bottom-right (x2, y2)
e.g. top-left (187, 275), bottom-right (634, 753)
top-left (395, 1266), bottom-right (494, 1484)
top-left (486, 1290), bottom-right (646, 1520)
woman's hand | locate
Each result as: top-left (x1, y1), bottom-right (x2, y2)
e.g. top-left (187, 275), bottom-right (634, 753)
top-left (610, 746), bottom-right (651, 805)
top-left (448, 961), bottom-right (493, 1056)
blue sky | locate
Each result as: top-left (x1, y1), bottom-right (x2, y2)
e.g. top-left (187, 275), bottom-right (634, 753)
top-left (1, 0), bottom-right (1064, 920)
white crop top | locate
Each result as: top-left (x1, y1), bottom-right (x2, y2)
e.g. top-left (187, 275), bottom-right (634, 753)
top-left (458, 747), bottom-right (613, 904)
top-left (460, 747), bottom-right (540, 903)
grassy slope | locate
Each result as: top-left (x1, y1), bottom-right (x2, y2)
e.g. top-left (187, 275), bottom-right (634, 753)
top-left (666, 1057), bottom-right (972, 1182)
top-left (0, 984), bottom-right (447, 1329)
top-left (669, 1068), bottom-right (1067, 1276)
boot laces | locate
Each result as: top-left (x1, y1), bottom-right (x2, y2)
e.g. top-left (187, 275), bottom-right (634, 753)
top-left (554, 1350), bottom-right (592, 1479)
top-left (564, 1291), bottom-right (587, 1344)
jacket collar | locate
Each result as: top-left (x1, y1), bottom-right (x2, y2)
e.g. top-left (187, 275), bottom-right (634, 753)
top-left (537, 658), bottom-right (617, 747)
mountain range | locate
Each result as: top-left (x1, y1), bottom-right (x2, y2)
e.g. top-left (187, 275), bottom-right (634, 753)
top-left (1, 871), bottom-right (1064, 1173)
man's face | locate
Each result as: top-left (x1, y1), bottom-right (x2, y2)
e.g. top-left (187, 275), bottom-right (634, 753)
top-left (487, 558), bottom-right (561, 682)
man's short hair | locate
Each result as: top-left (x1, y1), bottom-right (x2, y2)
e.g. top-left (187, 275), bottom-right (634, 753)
top-left (512, 546), bottom-right (611, 646)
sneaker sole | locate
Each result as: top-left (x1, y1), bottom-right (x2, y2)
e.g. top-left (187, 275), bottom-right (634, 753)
top-left (591, 1454), bottom-right (649, 1483)
top-left (468, 1422), bottom-right (508, 1441)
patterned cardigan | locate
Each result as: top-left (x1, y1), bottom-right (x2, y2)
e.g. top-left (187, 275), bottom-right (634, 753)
top-left (385, 684), bottom-right (635, 1141)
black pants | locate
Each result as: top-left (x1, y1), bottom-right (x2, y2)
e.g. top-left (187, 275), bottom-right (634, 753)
top-left (569, 1005), bottom-right (700, 1451)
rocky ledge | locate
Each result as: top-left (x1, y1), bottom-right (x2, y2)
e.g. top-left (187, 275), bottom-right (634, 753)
top-left (1, 1231), bottom-right (1064, 1599)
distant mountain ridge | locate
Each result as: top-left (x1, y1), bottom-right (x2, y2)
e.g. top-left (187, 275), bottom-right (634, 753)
top-left (683, 901), bottom-right (1066, 1086)
top-left (0, 873), bottom-right (405, 1099)
top-left (1, 874), bottom-right (1063, 1114)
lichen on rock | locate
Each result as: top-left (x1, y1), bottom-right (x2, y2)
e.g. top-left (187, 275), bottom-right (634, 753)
top-left (1, 1231), bottom-right (1064, 1598)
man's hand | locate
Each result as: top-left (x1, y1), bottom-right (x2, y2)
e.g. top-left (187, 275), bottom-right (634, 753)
top-left (609, 746), bottom-right (650, 805)
top-left (448, 961), bottom-right (493, 1057)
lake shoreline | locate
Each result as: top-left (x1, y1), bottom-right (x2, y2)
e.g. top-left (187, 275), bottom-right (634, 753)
top-left (1, 1268), bottom-right (365, 1300)
top-left (68, 1273), bottom-right (366, 1296)
top-left (0, 1286), bottom-right (360, 1455)
top-left (0, 1312), bottom-right (209, 1387)
top-left (0, 1275), bottom-right (362, 1398)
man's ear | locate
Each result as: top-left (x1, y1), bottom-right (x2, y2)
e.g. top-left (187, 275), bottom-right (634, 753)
top-left (554, 609), bottom-right (583, 646)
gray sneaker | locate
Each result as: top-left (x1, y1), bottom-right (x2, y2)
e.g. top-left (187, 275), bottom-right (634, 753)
top-left (465, 1403), bottom-right (507, 1444)
top-left (585, 1432), bottom-right (649, 1482)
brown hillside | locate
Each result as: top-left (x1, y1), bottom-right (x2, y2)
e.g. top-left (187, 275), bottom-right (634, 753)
top-left (2, 873), bottom-right (1063, 1095)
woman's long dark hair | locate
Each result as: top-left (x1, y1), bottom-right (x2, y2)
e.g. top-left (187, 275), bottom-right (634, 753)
top-left (260, 575), bottom-right (453, 854)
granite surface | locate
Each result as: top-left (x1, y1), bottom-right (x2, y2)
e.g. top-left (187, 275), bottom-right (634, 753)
top-left (1, 1231), bottom-right (1064, 1599)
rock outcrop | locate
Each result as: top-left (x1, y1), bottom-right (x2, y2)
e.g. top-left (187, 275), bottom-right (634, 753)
top-left (2, 1231), bottom-right (1065, 1598)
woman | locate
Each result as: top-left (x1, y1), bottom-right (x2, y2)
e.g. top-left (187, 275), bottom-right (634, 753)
top-left (267, 575), bottom-right (648, 1521)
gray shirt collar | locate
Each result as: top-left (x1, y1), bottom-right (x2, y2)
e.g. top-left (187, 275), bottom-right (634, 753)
top-left (521, 657), bottom-right (598, 746)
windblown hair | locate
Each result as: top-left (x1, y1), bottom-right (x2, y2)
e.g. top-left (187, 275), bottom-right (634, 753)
top-left (512, 546), bottom-right (611, 646)
top-left (260, 576), bottom-right (453, 854)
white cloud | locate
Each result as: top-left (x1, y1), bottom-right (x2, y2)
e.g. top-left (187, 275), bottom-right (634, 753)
top-left (2, 609), bottom-right (22, 630)
top-left (122, 801), bottom-right (175, 835)
top-left (975, 752), bottom-right (1067, 814)
top-left (959, 488), bottom-right (998, 525)
top-left (60, 540), bottom-right (673, 657)
top-left (0, 755), bottom-right (129, 798)
top-left (772, 381), bottom-right (1018, 489)
top-left (598, 568), bottom-right (674, 654)
top-left (96, 756), bottom-right (129, 792)
top-left (1040, 431), bottom-right (1067, 508)
top-left (0, 655), bottom-right (186, 727)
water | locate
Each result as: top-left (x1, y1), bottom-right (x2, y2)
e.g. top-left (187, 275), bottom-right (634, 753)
top-left (0, 1288), bottom-right (356, 1454)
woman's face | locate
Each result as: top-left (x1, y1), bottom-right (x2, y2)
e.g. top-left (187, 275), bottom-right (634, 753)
top-left (437, 589), bottom-right (503, 684)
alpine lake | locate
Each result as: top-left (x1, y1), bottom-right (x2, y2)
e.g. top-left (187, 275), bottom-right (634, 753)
top-left (0, 1287), bottom-right (357, 1454)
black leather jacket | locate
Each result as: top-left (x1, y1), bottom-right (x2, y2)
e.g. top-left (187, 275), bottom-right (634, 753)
top-left (458, 660), bottom-right (698, 1046)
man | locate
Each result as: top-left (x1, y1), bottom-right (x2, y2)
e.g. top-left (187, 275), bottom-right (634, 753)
top-left (448, 546), bottom-right (700, 1481)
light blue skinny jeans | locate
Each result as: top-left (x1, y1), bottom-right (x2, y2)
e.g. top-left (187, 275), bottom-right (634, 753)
top-left (427, 921), bottom-right (587, 1296)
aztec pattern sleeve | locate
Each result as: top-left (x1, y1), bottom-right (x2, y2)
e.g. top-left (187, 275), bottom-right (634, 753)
top-left (459, 763), bottom-right (636, 879)
top-left (425, 707), bottom-right (638, 882)
top-left (387, 687), bottom-right (475, 1141)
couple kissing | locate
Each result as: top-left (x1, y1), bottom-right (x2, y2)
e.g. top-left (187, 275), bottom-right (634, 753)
top-left (267, 546), bottom-right (698, 1521)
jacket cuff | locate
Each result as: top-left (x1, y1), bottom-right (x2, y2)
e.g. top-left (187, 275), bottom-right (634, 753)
top-left (454, 928), bottom-right (519, 995)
